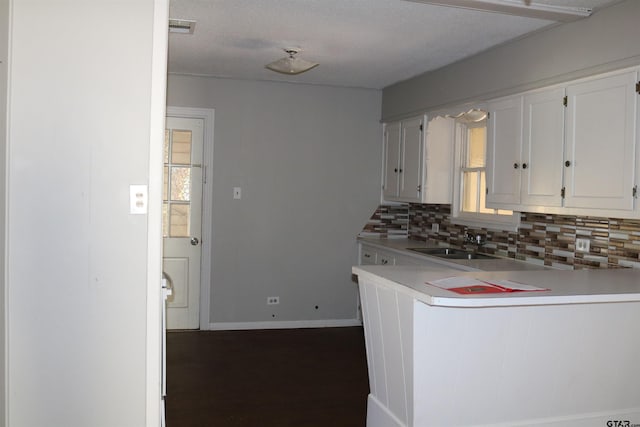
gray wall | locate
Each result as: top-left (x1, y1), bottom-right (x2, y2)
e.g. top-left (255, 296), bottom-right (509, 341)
top-left (6, 1), bottom-right (158, 425)
top-left (0, 0), bottom-right (7, 424)
top-left (167, 75), bottom-right (382, 325)
top-left (382, 0), bottom-right (640, 120)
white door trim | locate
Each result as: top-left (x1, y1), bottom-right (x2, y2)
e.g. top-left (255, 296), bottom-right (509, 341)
top-left (146, 1), bottom-right (169, 426)
top-left (166, 106), bottom-right (214, 330)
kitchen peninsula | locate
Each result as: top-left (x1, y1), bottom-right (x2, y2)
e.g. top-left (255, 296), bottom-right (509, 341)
top-left (353, 265), bottom-right (640, 427)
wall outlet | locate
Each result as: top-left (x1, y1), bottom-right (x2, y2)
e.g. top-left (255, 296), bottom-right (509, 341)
top-left (129, 184), bottom-right (148, 214)
top-left (576, 238), bottom-right (591, 253)
top-left (267, 296), bottom-right (280, 305)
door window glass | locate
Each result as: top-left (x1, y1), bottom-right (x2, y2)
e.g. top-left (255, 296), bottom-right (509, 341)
top-left (163, 129), bottom-right (193, 237)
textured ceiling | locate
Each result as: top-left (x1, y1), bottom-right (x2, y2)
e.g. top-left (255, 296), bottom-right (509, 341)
top-left (168, 0), bottom-right (622, 90)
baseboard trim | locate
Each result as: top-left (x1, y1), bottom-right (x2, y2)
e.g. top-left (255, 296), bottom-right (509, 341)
top-left (208, 318), bottom-right (362, 331)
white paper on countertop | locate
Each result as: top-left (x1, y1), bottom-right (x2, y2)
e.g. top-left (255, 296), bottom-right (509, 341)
top-left (427, 276), bottom-right (548, 292)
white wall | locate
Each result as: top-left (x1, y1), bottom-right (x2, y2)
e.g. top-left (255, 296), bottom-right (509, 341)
top-left (382, 0), bottom-right (640, 120)
top-left (6, 1), bottom-right (162, 426)
top-left (167, 75), bottom-right (382, 327)
top-left (0, 0), bottom-right (8, 425)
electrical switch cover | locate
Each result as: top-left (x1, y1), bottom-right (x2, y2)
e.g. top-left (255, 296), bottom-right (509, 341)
top-left (233, 187), bottom-right (242, 199)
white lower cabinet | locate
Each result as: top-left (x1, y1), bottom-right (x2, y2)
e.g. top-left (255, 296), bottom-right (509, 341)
top-left (360, 246), bottom-right (377, 265)
top-left (377, 249), bottom-right (396, 266)
top-left (359, 243), bottom-right (457, 269)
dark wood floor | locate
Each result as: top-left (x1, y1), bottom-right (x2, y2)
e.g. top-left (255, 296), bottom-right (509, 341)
top-left (165, 327), bottom-right (370, 427)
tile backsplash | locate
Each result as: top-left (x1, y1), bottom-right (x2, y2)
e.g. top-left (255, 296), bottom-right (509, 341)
top-left (359, 204), bottom-right (409, 239)
top-left (360, 203), bottom-right (640, 269)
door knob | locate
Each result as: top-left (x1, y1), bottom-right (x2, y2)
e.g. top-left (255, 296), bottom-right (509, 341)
top-left (190, 237), bottom-right (199, 246)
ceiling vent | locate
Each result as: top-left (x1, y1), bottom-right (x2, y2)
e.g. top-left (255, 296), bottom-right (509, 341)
top-left (168, 19), bottom-right (196, 34)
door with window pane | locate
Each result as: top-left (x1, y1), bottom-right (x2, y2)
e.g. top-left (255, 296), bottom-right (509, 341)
top-left (163, 117), bottom-right (203, 330)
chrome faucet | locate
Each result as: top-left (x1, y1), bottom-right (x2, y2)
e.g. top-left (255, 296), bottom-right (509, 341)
top-left (464, 232), bottom-right (486, 247)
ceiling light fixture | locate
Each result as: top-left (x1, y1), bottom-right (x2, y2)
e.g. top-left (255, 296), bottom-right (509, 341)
top-left (404, 0), bottom-right (592, 22)
top-left (265, 48), bottom-right (319, 75)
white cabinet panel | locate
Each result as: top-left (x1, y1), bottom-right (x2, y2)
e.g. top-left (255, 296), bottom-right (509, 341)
top-left (398, 117), bottom-right (424, 201)
top-left (383, 122), bottom-right (401, 200)
top-left (360, 247), bottom-right (377, 265)
top-left (486, 95), bottom-right (523, 205)
top-left (358, 283), bottom-right (387, 404)
top-left (564, 70), bottom-right (637, 210)
top-left (424, 116), bottom-right (454, 204)
top-left (521, 87), bottom-right (565, 207)
top-left (377, 285), bottom-right (409, 425)
top-left (377, 250), bottom-right (396, 266)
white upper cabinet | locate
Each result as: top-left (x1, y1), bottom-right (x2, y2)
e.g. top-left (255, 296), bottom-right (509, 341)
top-left (564, 70), bottom-right (638, 211)
top-left (487, 88), bottom-right (565, 209)
top-left (521, 87), bottom-right (566, 207)
top-left (486, 67), bottom-right (639, 217)
top-left (383, 117), bottom-right (422, 202)
top-left (383, 122), bottom-right (402, 200)
top-left (424, 116), bottom-right (454, 204)
top-left (382, 115), bottom-right (453, 204)
top-left (398, 117), bottom-right (424, 201)
top-left (486, 95), bottom-right (523, 205)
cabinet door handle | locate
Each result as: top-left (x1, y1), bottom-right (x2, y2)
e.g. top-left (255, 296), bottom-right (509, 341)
top-left (513, 163), bottom-right (519, 169)
top-left (394, 168), bottom-right (398, 173)
top-left (522, 163), bottom-right (528, 169)
top-left (399, 168), bottom-right (403, 173)
top-left (565, 160), bottom-right (571, 167)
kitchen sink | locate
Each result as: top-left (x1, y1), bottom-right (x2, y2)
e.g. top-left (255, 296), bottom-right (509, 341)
top-left (408, 247), bottom-right (498, 260)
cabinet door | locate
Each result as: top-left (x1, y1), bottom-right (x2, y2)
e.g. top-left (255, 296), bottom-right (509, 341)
top-left (377, 250), bottom-right (396, 266)
top-left (424, 116), bottom-right (454, 204)
top-left (398, 117), bottom-right (424, 202)
top-left (360, 246), bottom-right (377, 265)
top-left (383, 122), bottom-right (401, 199)
top-left (521, 87), bottom-right (565, 207)
top-left (564, 71), bottom-right (637, 210)
top-left (486, 95), bottom-right (523, 205)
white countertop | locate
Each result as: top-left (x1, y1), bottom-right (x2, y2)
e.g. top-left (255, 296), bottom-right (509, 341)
top-left (358, 237), bottom-right (549, 272)
top-left (353, 264), bottom-right (640, 307)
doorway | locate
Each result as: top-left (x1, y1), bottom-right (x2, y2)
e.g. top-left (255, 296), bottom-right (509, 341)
top-left (164, 107), bottom-right (214, 330)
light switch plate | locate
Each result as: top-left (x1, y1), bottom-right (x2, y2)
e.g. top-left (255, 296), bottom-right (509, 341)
top-left (130, 185), bottom-right (148, 214)
top-left (233, 187), bottom-right (242, 199)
